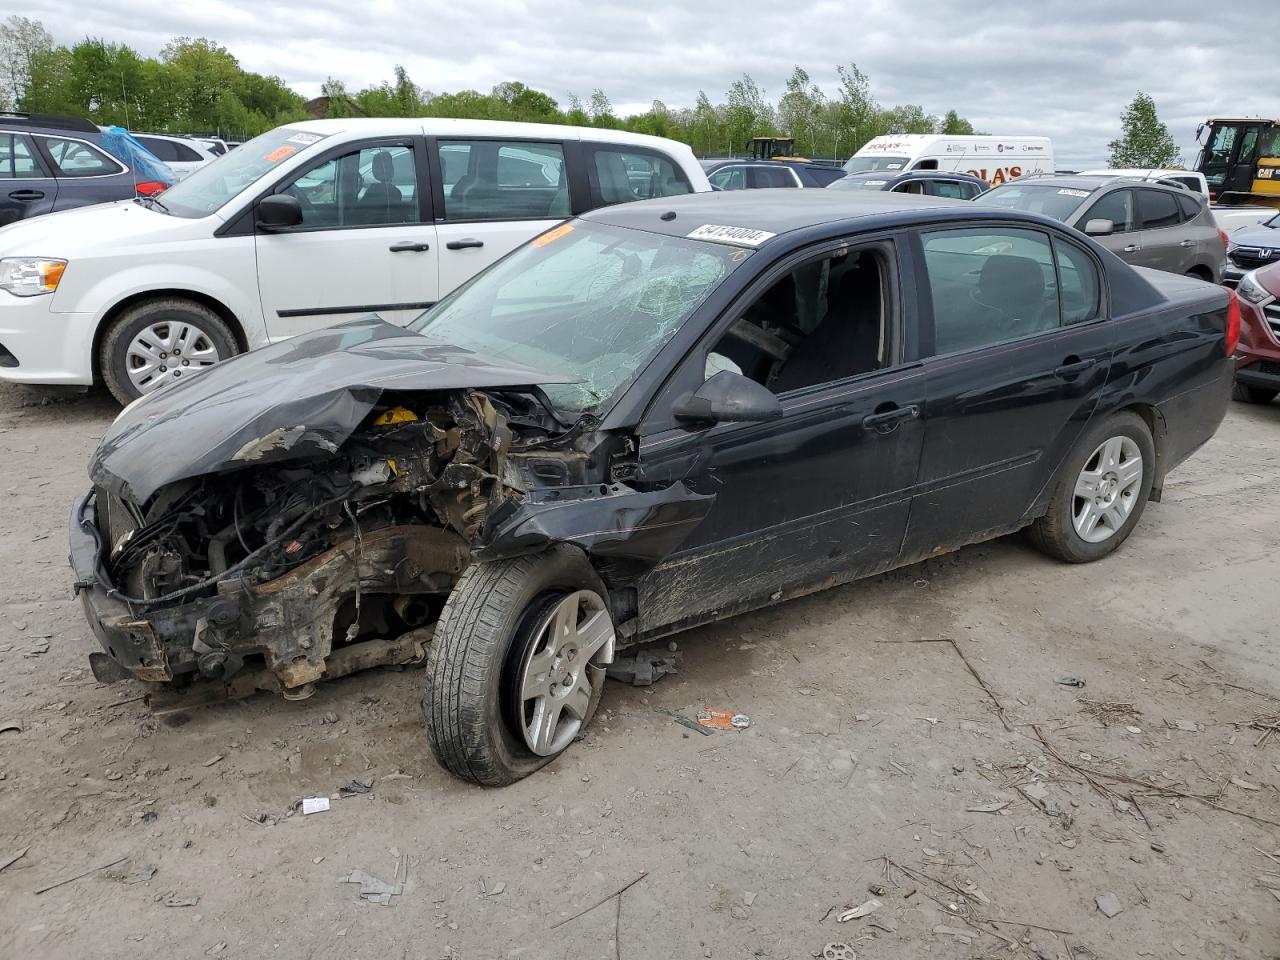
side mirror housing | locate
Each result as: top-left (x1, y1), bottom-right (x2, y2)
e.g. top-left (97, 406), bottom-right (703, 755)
top-left (1083, 218), bottom-right (1115, 237)
top-left (672, 371), bottom-right (784, 426)
top-left (256, 193), bottom-right (303, 231)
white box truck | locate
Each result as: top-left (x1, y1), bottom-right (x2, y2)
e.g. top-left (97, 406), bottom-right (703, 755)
top-left (844, 135), bottom-right (1054, 186)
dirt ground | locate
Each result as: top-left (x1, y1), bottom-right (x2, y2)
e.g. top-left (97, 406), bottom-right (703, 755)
top-left (0, 382), bottom-right (1277, 960)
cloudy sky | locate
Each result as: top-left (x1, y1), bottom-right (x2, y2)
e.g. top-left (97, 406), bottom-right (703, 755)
top-left (39, 0), bottom-right (1280, 168)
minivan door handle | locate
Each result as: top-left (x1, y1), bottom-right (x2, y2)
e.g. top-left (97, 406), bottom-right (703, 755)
top-left (445, 238), bottom-right (485, 250)
top-left (1179, 239), bottom-right (1195, 247)
top-left (8, 189), bottom-right (43, 201)
top-left (388, 241), bottom-right (431, 252)
top-left (1054, 356), bottom-right (1098, 378)
top-left (861, 403), bottom-right (921, 431)
top-left (1122, 244), bottom-right (1141, 253)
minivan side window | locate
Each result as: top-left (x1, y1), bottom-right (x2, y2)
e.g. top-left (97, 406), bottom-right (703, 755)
top-left (1081, 189), bottom-right (1135, 233)
top-left (921, 228), bottom-right (1060, 355)
top-left (286, 144), bottom-right (419, 228)
top-left (0, 134), bottom-right (40, 178)
top-left (1137, 189), bottom-right (1181, 230)
top-left (40, 137), bottom-right (123, 177)
top-left (439, 140), bottom-right (569, 221)
top-left (588, 147), bottom-right (691, 206)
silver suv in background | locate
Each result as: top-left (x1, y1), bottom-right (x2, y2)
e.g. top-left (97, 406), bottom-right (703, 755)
top-left (974, 176), bottom-right (1227, 282)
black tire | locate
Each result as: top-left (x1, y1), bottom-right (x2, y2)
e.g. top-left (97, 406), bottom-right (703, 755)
top-left (423, 546), bottom-right (611, 786)
top-left (100, 298), bottom-right (239, 404)
top-left (1232, 381), bottom-right (1278, 405)
top-left (1029, 411), bottom-right (1156, 564)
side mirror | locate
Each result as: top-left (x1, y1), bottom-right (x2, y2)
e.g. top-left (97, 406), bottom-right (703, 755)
top-left (672, 371), bottom-right (783, 426)
top-left (1083, 218), bottom-right (1115, 237)
top-left (256, 193), bottom-right (303, 231)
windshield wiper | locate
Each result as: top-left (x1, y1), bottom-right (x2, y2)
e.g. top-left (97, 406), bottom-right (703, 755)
top-left (135, 194), bottom-right (171, 215)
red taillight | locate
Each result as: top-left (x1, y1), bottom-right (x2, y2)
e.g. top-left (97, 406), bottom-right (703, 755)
top-left (1225, 288), bottom-right (1241, 355)
top-left (1217, 227), bottom-right (1229, 248)
top-left (135, 180), bottom-right (167, 197)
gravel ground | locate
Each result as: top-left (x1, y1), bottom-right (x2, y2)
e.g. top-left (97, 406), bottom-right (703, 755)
top-left (0, 383), bottom-right (1277, 960)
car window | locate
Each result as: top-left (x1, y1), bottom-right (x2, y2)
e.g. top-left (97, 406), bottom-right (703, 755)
top-left (709, 166), bottom-right (746, 191)
top-left (40, 137), bottom-right (123, 177)
top-left (803, 167), bottom-right (846, 187)
top-left (707, 245), bottom-right (889, 394)
top-left (172, 141), bottom-right (203, 163)
top-left (927, 180), bottom-right (972, 199)
top-left (1081, 188), bottom-right (1135, 233)
top-left (1173, 176), bottom-right (1199, 193)
top-left (753, 166), bottom-right (797, 188)
top-left (137, 136), bottom-right (179, 162)
top-left (591, 147), bottom-right (691, 205)
top-left (893, 180), bottom-right (927, 195)
top-left (1137, 189), bottom-right (1181, 230)
top-left (1052, 239), bottom-right (1101, 324)
top-left (0, 134), bottom-right (40, 178)
top-left (286, 144), bottom-right (418, 228)
top-left (439, 139), bottom-right (569, 221)
top-left (921, 228), bottom-right (1060, 355)
top-left (1175, 192), bottom-right (1202, 221)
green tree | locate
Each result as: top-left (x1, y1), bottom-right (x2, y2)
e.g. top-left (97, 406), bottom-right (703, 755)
top-left (1108, 92), bottom-right (1180, 167)
top-left (160, 37), bottom-right (240, 129)
top-left (938, 109), bottom-right (975, 135)
top-left (0, 16), bottom-right (53, 109)
top-left (490, 81), bottom-right (559, 123)
top-left (777, 66), bottom-right (825, 156)
top-left (588, 89), bottom-right (616, 128)
top-left (320, 77), bottom-right (353, 118)
top-left (724, 74), bottom-right (773, 154)
top-left (564, 93), bottom-right (589, 126)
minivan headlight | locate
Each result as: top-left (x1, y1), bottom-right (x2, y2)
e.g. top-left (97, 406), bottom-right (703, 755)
top-left (1238, 270), bottom-right (1274, 306)
top-left (0, 258), bottom-right (67, 297)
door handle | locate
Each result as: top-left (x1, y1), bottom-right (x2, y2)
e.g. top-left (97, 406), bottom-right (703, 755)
top-left (1122, 244), bottom-right (1141, 253)
top-left (1179, 239), bottom-right (1195, 247)
top-left (445, 238), bottom-right (485, 250)
top-left (861, 403), bottom-right (920, 431)
top-left (389, 241), bottom-right (431, 252)
top-left (8, 190), bottom-right (43, 201)
top-left (1053, 356), bottom-right (1098, 378)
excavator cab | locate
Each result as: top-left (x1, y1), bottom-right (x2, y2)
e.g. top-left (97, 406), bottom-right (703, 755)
top-left (750, 137), bottom-right (798, 161)
top-left (1195, 119), bottom-right (1280, 205)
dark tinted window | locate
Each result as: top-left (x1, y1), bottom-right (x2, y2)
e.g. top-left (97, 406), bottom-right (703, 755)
top-left (172, 141), bottom-right (203, 162)
top-left (41, 137), bottom-right (123, 177)
top-left (287, 144), bottom-right (419, 227)
top-left (1175, 192), bottom-right (1202, 221)
top-left (1053, 239), bottom-right (1101, 324)
top-left (0, 134), bottom-right (40, 178)
top-left (440, 140), bottom-right (568, 221)
top-left (1081, 188), bottom-right (1135, 233)
top-left (1137, 189), bottom-right (1181, 229)
top-left (921, 228), bottom-right (1059, 355)
top-left (802, 167), bottom-right (847, 187)
top-left (591, 147), bottom-right (690, 205)
top-left (754, 166), bottom-right (797, 188)
top-left (137, 136), bottom-right (179, 161)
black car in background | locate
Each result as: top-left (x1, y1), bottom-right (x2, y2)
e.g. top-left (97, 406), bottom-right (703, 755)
top-left (0, 114), bottom-right (166, 226)
top-left (701, 158), bottom-right (846, 190)
top-left (829, 169), bottom-right (989, 199)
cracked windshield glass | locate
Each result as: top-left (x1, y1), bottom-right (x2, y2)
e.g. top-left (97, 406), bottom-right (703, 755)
top-left (410, 221), bottom-right (749, 412)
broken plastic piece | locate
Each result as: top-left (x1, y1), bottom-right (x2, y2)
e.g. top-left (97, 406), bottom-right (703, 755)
top-left (697, 708), bottom-right (751, 731)
top-left (837, 897), bottom-right (883, 922)
top-left (606, 649), bottom-right (677, 687)
top-left (301, 797), bottom-right (330, 815)
top-left (1056, 677), bottom-right (1086, 688)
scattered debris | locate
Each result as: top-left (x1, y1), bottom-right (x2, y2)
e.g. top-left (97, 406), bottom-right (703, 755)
top-left (202, 755), bottom-right (223, 767)
top-left (1170, 719), bottom-right (1200, 733)
top-left (0, 846), bottom-right (29, 873)
top-left (302, 797), bottom-right (330, 815)
top-left (822, 944), bottom-right (856, 960)
top-left (1077, 698), bottom-right (1141, 727)
top-left (932, 925), bottom-right (974, 944)
top-left (1056, 677), bottom-right (1086, 688)
top-left (854, 713), bottom-right (871, 723)
top-left (33, 855), bottom-right (129, 895)
top-left (164, 895), bottom-right (200, 907)
top-left (483, 880), bottom-right (506, 898)
top-left (1125, 725), bottom-right (1142, 735)
top-left (339, 778), bottom-right (373, 797)
top-left (122, 864), bottom-right (157, 884)
top-left (0, 720), bottom-right (21, 735)
top-left (966, 800), bottom-right (1011, 814)
top-left (322, 712), bottom-right (339, 725)
top-left (341, 856), bottom-right (407, 906)
top-left (206, 942), bottom-right (227, 955)
top-left (743, 891), bottom-right (756, 906)
top-left (1095, 893), bottom-right (1123, 918)
top-left (1230, 777), bottom-right (1261, 791)
top-left (550, 870), bottom-right (648, 931)
top-left (867, 884), bottom-right (887, 897)
top-left (1237, 714), bottom-right (1279, 748)
top-left (888, 759), bottom-right (912, 777)
top-left (837, 898), bottom-right (883, 922)
top-left (670, 714), bottom-right (713, 736)
top-left (1020, 783), bottom-right (1066, 818)
top-left (606, 649), bottom-right (678, 686)
top-left (697, 708), bottom-right (750, 731)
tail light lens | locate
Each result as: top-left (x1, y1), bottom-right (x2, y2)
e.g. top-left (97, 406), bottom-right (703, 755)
top-left (1217, 227), bottom-right (1229, 249)
top-left (1225, 288), bottom-right (1241, 355)
top-left (135, 181), bottom-right (167, 197)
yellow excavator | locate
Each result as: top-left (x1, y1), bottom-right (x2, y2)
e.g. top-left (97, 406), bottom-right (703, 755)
top-left (1194, 118), bottom-right (1280, 207)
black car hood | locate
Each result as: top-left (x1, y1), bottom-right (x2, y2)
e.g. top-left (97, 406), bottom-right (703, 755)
top-left (91, 316), bottom-right (577, 503)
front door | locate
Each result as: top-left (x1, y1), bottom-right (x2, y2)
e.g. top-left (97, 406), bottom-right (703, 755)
top-left (900, 225), bottom-right (1114, 562)
top-left (634, 238), bottom-right (926, 636)
top-left (256, 138), bottom-right (439, 340)
top-left (1078, 187), bottom-right (1141, 265)
top-left (0, 132), bottom-right (55, 225)
top-left (432, 138), bottom-right (571, 297)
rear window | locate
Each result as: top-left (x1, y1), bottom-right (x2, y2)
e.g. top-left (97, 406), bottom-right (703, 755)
top-left (843, 155), bottom-right (909, 173)
top-left (972, 183), bottom-right (1092, 222)
top-left (1175, 192), bottom-right (1202, 220)
top-left (828, 177), bottom-right (890, 191)
top-left (40, 137), bottom-right (123, 178)
top-left (1137, 189), bottom-right (1181, 229)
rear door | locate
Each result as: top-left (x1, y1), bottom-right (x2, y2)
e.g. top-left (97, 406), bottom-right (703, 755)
top-left (255, 137), bottom-right (439, 339)
top-left (0, 132), bottom-right (56, 225)
top-left (1135, 187), bottom-right (1195, 274)
top-left (432, 138), bottom-right (573, 296)
top-left (900, 225), bottom-right (1114, 561)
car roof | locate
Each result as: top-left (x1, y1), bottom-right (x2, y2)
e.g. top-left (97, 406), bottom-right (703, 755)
top-left (0, 112), bottom-right (99, 135)
top-left (841, 169), bottom-right (987, 184)
top-left (582, 188), bottom-right (970, 240)
top-left (285, 117), bottom-right (691, 152)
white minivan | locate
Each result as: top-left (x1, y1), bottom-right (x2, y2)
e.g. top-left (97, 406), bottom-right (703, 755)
top-left (844, 134), bottom-right (1054, 187)
top-left (0, 118), bottom-right (710, 402)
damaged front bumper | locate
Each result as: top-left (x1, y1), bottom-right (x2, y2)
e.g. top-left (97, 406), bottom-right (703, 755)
top-left (70, 490), bottom-right (470, 690)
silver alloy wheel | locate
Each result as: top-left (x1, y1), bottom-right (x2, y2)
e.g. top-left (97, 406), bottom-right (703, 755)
top-left (1072, 435), bottom-right (1143, 543)
top-left (516, 590), bottom-right (615, 757)
top-left (126, 320), bottom-right (223, 394)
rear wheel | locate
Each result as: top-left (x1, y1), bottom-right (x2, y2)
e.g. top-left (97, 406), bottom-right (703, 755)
top-left (100, 298), bottom-right (239, 404)
top-left (1029, 411), bottom-right (1155, 563)
top-left (1232, 381), bottom-right (1278, 404)
top-left (423, 546), bottom-right (615, 785)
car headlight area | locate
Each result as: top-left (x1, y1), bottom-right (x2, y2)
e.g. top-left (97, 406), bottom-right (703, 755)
top-left (0, 257), bottom-right (68, 297)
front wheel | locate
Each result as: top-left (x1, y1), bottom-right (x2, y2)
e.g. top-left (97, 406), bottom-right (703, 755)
top-left (423, 547), bottom-right (615, 785)
top-left (99, 298), bottom-right (239, 404)
top-left (1232, 381), bottom-right (1278, 405)
top-left (1029, 411), bottom-right (1156, 563)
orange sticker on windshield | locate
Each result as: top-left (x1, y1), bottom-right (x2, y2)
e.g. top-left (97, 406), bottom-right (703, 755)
top-left (532, 223), bottom-right (574, 247)
top-left (264, 145), bottom-right (297, 163)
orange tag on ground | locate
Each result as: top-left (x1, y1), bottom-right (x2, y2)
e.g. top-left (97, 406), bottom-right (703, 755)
top-left (697, 708), bottom-right (751, 730)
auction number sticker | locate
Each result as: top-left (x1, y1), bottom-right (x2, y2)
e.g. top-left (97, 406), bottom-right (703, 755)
top-left (687, 224), bottom-right (777, 247)
top-left (1057, 188), bottom-right (1091, 198)
top-left (264, 145), bottom-right (297, 163)
top-left (287, 133), bottom-right (323, 146)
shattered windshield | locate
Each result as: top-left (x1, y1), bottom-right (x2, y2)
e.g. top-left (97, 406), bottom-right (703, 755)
top-left (410, 221), bottom-right (750, 412)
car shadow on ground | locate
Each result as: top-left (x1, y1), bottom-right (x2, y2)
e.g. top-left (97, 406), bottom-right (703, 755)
top-left (0, 383), bottom-right (119, 427)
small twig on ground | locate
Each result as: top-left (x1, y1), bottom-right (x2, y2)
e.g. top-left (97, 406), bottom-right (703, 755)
top-left (873, 638), bottom-right (1012, 731)
top-left (33, 855), bottom-right (128, 895)
top-left (550, 871), bottom-right (648, 931)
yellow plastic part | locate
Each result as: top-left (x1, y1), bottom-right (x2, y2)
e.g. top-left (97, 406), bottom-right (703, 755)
top-left (372, 406), bottom-right (418, 426)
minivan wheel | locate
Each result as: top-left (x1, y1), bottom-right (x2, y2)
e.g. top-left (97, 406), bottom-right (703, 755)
top-left (1029, 411), bottom-right (1155, 563)
top-left (423, 546), bottom-right (615, 785)
top-left (100, 298), bottom-right (239, 404)
top-left (1232, 381), bottom-right (1278, 405)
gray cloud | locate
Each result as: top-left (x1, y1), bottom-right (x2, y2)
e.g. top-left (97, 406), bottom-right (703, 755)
top-left (39, 0), bottom-right (1280, 167)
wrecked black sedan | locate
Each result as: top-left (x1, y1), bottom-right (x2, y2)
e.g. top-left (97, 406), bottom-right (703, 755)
top-left (71, 190), bottom-right (1235, 784)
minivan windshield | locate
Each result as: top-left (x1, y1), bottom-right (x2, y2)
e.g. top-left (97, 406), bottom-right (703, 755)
top-left (410, 221), bottom-right (749, 413)
top-left (973, 183), bottom-right (1092, 222)
top-left (843, 155), bottom-right (909, 173)
top-left (156, 127), bottom-right (330, 218)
